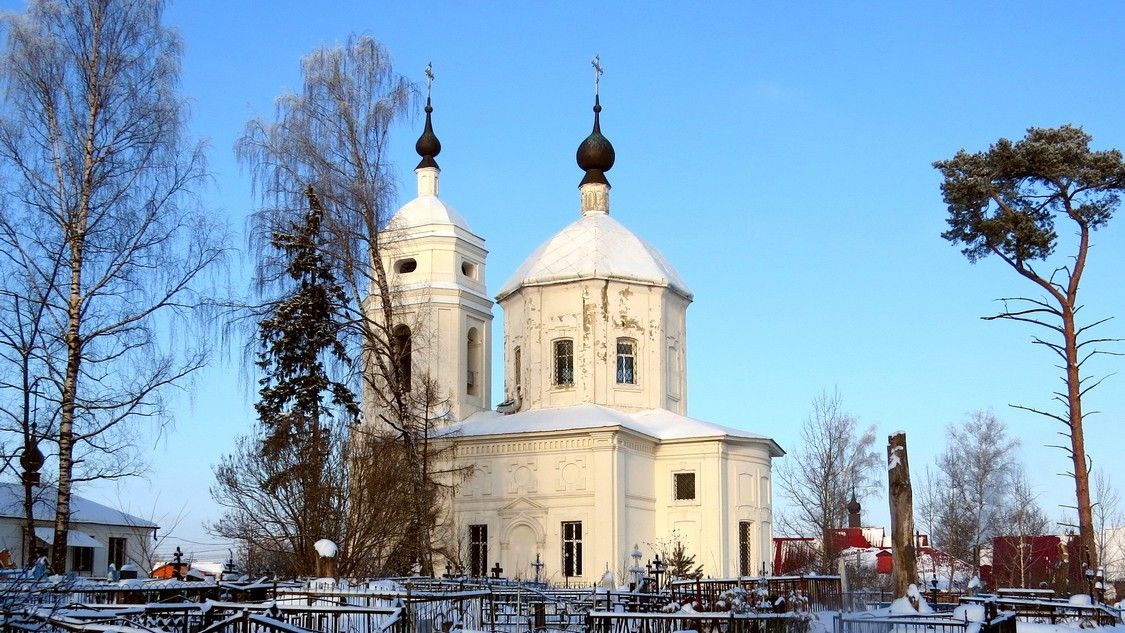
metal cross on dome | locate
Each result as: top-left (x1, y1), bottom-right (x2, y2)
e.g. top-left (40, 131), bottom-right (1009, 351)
top-left (425, 62), bottom-right (434, 99)
top-left (592, 54), bottom-right (603, 97)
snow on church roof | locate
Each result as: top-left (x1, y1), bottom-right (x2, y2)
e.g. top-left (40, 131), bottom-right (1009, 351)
top-left (495, 213), bottom-right (692, 302)
top-left (449, 403), bottom-right (783, 455)
top-left (390, 194), bottom-right (472, 233)
top-left (0, 482), bottom-right (158, 529)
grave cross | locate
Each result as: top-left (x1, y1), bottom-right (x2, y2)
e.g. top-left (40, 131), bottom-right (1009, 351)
top-left (491, 561), bottom-right (503, 579)
top-left (172, 546), bottom-right (184, 580)
top-left (531, 553), bottom-right (544, 583)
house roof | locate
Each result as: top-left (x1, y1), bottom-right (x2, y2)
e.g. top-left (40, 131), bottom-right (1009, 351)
top-left (0, 482), bottom-right (158, 529)
top-left (447, 403), bottom-right (784, 455)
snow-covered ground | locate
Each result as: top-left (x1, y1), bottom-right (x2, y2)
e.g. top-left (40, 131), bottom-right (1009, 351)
top-left (830, 588), bottom-right (1125, 633)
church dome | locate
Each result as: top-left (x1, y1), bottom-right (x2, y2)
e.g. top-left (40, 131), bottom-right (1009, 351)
top-left (388, 89), bottom-right (473, 233)
top-left (576, 96), bottom-right (614, 186)
top-left (390, 195), bottom-right (472, 232)
top-left (495, 212), bottom-right (692, 301)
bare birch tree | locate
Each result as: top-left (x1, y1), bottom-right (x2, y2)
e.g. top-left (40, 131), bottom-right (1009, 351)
top-left (776, 390), bottom-right (880, 573)
top-left (922, 411), bottom-right (1018, 573)
top-left (0, 0), bottom-right (229, 571)
top-left (233, 34), bottom-right (465, 574)
top-left (997, 471), bottom-right (1050, 588)
top-left (1092, 468), bottom-right (1124, 578)
top-left (0, 271), bottom-right (62, 565)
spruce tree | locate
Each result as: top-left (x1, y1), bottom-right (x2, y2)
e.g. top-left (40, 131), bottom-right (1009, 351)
top-left (256, 185), bottom-right (357, 468)
top-left (667, 540), bottom-right (704, 581)
top-left (253, 186), bottom-right (358, 568)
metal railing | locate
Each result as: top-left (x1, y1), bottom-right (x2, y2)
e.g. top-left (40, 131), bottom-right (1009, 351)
top-left (587, 611), bottom-right (811, 633)
top-left (960, 595), bottom-right (1122, 626)
top-left (668, 576), bottom-right (843, 612)
top-left (7, 600), bottom-right (407, 633)
top-left (834, 609), bottom-right (1017, 633)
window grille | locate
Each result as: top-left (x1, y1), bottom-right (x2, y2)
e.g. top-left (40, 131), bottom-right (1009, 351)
top-left (469, 524), bottom-right (488, 577)
top-left (674, 472), bottom-right (696, 501)
top-left (562, 521), bottom-right (583, 577)
top-left (554, 339), bottom-right (574, 386)
top-left (739, 522), bottom-right (752, 576)
top-left (616, 339), bottom-right (636, 384)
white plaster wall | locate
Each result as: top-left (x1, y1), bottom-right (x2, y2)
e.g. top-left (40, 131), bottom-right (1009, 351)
top-left (372, 223), bottom-right (494, 422)
top-left (451, 429), bottom-right (775, 583)
top-left (500, 280), bottom-right (688, 414)
top-left (0, 518), bottom-right (156, 576)
top-left (652, 439), bottom-right (774, 578)
top-left (454, 429), bottom-right (657, 584)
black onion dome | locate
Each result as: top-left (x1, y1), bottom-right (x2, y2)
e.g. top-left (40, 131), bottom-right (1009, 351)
top-left (415, 97), bottom-right (441, 170)
top-left (19, 438), bottom-right (43, 474)
top-left (846, 490), bottom-right (861, 513)
top-left (576, 95), bottom-right (615, 186)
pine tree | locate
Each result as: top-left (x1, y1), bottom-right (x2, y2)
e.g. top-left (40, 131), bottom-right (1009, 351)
top-left (935, 125), bottom-right (1125, 572)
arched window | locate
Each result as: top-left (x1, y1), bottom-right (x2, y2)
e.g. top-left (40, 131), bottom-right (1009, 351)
top-left (616, 338), bottom-right (636, 384)
top-left (467, 327), bottom-right (481, 396)
top-left (553, 339), bottom-right (574, 386)
top-left (513, 346), bottom-right (522, 396)
top-left (391, 325), bottom-right (412, 392)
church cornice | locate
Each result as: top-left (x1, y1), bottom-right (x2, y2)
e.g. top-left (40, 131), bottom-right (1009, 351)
top-left (496, 274), bottom-right (692, 304)
top-left (385, 228), bottom-right (489, 254)
top-left (453, 424), bottom-right (665, 457)
top-left (387, 284), bottom-right (494, 309)
top-left (452, 421), bottom-right (777, 457)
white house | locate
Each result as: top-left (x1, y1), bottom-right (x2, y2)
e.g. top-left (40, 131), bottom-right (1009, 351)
top-left (378, 89), bottom-right (782, 584)
top-left (0, 483), bottom-right (158, 576)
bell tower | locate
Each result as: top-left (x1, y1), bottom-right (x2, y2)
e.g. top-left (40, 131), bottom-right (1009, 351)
top-left (380, 67), bottom-right (492, 421)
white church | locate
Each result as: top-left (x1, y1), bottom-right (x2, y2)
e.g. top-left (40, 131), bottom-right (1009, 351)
top-left (380, 82), bottom-right (782, 584)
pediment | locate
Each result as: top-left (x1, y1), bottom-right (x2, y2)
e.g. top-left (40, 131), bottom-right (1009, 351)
top-left (498, 496), bottom-right (547, 518)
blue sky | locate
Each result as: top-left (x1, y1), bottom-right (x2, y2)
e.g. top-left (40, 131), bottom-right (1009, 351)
top-left (4, 1), bottom-right (1125, 564)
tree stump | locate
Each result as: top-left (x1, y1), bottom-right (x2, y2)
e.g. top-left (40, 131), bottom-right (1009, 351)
top-left (888, 431), bottom-right (918, 600)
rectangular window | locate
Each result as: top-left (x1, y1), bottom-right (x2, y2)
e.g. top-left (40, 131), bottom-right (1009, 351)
top-left (674, 472), bottom-right (696, 501)
top-left (514, 347), bottom-right (522, 395)
top-left (71, 546), bottom-right (94, 573)
top-left (562, 521), bottom-right (583, 577)
top-left (109, 537), bottom-right (127, 570)
top-left (739, 522), bottom-right (752, 576)
top-left (469, 524), bottom-right (488, 577)
top-left (616, 339), bottom-right (636, 384)
top-left (554, 339), bottom-right (574, 386)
